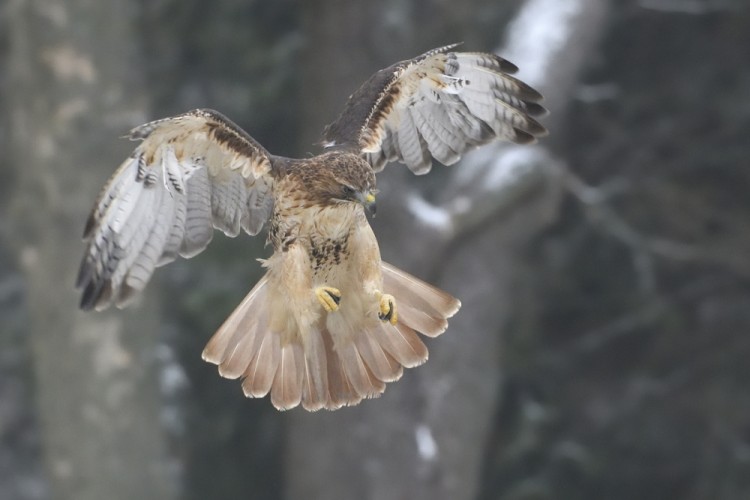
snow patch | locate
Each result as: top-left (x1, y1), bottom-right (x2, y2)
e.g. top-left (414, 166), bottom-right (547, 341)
top-left (155, 343), bottom-right (189, 396)
top-left (415, 424), bottom-right (438, 461)
top-left (406, 193), bottom-right (453, 234)
top-left (484, 146), bottom-right (546, 192)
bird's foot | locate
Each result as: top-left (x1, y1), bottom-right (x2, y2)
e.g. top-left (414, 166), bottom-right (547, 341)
top-left (315, 286), bottom-right (341, 312)
top-left (375, 291), bottom-right (398, 324)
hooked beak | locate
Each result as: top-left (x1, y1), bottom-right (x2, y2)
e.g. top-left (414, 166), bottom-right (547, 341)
top-left (358, 191), bottom-right (377, 217)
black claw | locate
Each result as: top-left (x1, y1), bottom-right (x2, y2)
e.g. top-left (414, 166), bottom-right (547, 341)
top-left (326, 290), bottom-right (341, 306)
top-left (379, 300), bottom-right (394, 322)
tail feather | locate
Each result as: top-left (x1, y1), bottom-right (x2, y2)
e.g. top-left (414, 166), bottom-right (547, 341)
top-left (324, 332), bottom-right (360, 409)
top-left (241, 332), bottom-right (280, 398)
top-left (354, 330), bottom-right (403, 383)
top-left (217, 318), bottom-right (265, 379)
top-left (271, 342), bottom-right (304, 410)
top-left (382, 262), bottom-right (461, 320)
top-left (370, 321), bottom-right (429, 368)
top-left (397, 301), bottom-right (449, 338)
top-left (301, 327), bottom-right (329, 411)
top-left (202, 275), bottom-right (269, 366)
top-left (202, 262), bottom-right (461, 411)
top-left (339, 341), bottom-right (386, 399)
top-left (382, 262), bottom-right (460, 339)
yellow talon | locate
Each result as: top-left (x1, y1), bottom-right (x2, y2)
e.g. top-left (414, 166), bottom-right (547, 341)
top-left (315, 286), bottom-right (341, 312)
top-left (377, 292), bottom-right (398, 324)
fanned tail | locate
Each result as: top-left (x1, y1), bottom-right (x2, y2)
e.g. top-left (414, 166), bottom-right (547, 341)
top-left (201, 262), bottom-right (460, 411)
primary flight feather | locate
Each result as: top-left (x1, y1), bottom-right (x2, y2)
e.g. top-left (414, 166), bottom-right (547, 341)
top-left (77, 44), bottom-right (547, 411)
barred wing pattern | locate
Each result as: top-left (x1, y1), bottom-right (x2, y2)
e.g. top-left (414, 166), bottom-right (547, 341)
top-left (322, 44), bottom-right (548, 174)
top-left (76, 109), bottom-right (274, 311)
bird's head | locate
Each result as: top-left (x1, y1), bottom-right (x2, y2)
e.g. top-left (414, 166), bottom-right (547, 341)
top-left (337, 183), bottom-right (378, 216)
top-left (315, 153), bottom-right (378, 216)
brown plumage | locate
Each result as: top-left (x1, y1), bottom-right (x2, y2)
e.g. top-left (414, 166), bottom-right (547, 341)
top-left (77, 45), bottom-right (546, 410)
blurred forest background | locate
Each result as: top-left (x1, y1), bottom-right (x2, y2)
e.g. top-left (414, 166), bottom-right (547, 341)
top-left (1, 0), bottom-right (749, 499)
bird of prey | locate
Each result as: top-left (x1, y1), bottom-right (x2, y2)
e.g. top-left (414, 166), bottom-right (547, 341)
top-left (76, 44), bottom-right (547, 411)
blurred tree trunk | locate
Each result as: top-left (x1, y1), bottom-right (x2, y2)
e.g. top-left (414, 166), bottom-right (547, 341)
top-left (297, 1), bottom-right (387, 151)
top-left (5, 1), bottom-right (178, 499)
top-left (288, 1), bottom-right (607, 499)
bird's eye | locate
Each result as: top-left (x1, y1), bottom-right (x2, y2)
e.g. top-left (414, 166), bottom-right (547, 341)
top-left (341, 185), bottom-right (356, 200)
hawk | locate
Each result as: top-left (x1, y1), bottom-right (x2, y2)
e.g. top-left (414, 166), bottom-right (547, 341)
top-left (77, 44), bottom-right (546, 411)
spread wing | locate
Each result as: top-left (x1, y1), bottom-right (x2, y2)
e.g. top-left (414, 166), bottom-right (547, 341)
top-left (76, 109), bottom-right (275, 311)
top-left (321, 44), bottom-right (548, 174)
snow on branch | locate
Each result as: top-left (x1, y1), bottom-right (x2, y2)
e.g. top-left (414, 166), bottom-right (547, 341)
top-left (502, 0), bottom-right (609, 113)
top-left (406, 145), bottom-right (556, 238)
top-left (502, 0), bottom-right (589, 89)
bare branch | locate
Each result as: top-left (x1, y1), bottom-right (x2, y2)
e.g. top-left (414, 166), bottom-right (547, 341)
top-left (564, 167), bottom-right (750, 280)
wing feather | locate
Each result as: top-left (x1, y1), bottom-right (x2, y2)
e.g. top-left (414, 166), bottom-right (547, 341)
top-left (77, 109), bottom-right (276, 311)
top-left (322, 46), bottom-right (547, 173)
top-left (179, 165), bottom-right (214, 258)
top-left (410, 104), bottom-right (460, 170)
top-left (124, 174), bottom-right (172, 292)
top-left (110, 175), bottom-right (158, 307)
top-left (210, 170), bottom-right (247, 237)
top-left (397, 109), bottom-right (430, 174)
top-left (158, 187), bottom-right (187, 266)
